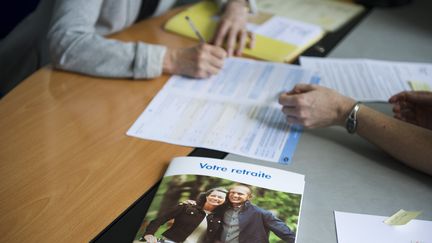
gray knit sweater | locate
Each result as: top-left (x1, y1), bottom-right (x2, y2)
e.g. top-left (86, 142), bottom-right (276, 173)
top-left (48, 0), bottom-right (175, 79)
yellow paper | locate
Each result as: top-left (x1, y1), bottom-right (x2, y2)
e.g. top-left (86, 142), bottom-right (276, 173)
top-left (409, 80), bottom-right (431, 91)
top-left (164, 1), bottom-right (310, 63)
top-left (384, 209), bottom-right (422, 225)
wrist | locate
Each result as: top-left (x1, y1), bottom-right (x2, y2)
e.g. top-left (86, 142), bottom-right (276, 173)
top-left (345, 102), bottom-right (362, 134)
top-left (336, 97), bottom-right (356, 126)
top-left (226, 0), bottom-right (249, 13)
top-left (228, 0), bottom-right (248, 6)
top-left (163, 48), bottom-right (176, 74)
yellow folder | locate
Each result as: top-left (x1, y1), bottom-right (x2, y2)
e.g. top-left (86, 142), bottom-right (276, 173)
top-left (164, 1), bottom-right (313, 63)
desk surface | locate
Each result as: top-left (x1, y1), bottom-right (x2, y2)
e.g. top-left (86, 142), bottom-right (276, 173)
top-left (227, 0), bottom-right (432, 242)
top-left (1, 2), bottom-right (432, 243)
top-left (0, 8), bottom-right (195, 243)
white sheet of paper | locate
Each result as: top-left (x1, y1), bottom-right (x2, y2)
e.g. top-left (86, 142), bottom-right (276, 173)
top-left (300, 57), bottom-right (432, 101)
top-left (334, 211), bottom-right (432, 243)
top-left (256, 0), bottom-right (364, 32)
top-left (253, 16), bottom-right (323, 46)
top-left (127, 57), bottom-right (319, 163)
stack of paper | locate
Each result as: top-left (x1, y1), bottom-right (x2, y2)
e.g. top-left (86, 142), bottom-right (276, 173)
top-left (300, 57), bottom-right (432, 101)
top-left (256, 0), bottom-right (365, 32)
top-left (250, 16), bottom-right (324, 48)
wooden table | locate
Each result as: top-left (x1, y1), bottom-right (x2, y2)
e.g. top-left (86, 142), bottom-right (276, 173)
top-left (0, 8), bottom-right (196, 243)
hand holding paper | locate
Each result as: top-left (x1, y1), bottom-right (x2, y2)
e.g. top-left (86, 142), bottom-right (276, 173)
top-left (279, 84), bottom-right (356, 128)
top-left (389, 91), bottom-right (432, 130)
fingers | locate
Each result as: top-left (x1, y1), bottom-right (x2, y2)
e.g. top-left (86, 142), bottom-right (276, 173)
top-left (213, 24), bottom-right (254, 56)
top-left (192, 44), bottom-right (226, 78)
top-left (278, 84), bottom-right (318, 106)
top-left (392, 100), bottom-right (414, 113)
top-left (392, 103), bottom-right (401, 113)
top-left (281, 106), bottom-right (301, 117)
top-left (235, 29), bottom-right (248, 56)
top-left (279, 93), bottom-right (303, 106)
top-left (226, 28), bottom-right (238, 57)
top-left (213, 22), bottom-right (229, 47)
top-left (213, 22), bottom-right (243, 57)
top-left (213, 0), bottom-right (249, 56)
top-left (293, 83), bottom-right (316, 93)
top-left (389, 91), bottom-right (407, 103)
top-left (202, 45), bottom-right (225, 69)
top-left (285, 115), bottom-right (301, 125)
top-left (279, 93), bottom-right (309, 127)
top-left (280, 83), bottom-right (316, 99)
top-left (389, 91), bottom-right (432, 105)
top-left (208, 44), bottom-right (227, 59)
top-left (247, 31), bottom-right (255, 49)
top-left (404, 91), bottom-right (432, 105)
top-left (167, 44), bottom-right (227, 78)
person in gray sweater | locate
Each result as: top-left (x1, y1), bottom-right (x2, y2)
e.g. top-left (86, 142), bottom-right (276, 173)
top-left (0, 0), bottom-right (251, 97)
top-left (48, 0), bottom-right (252, 79)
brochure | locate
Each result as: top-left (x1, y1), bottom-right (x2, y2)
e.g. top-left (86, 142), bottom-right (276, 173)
top-left (132, 156), bottom-right (305, 243)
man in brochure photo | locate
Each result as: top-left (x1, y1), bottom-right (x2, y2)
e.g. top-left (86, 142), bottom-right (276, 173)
top-left (218, 184), bottom-right (296, 243)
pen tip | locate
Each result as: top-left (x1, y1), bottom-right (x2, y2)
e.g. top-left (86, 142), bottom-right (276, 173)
top-left (185, 16), bottom-right (190, 20)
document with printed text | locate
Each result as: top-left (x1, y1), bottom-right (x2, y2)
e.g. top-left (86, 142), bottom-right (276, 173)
top-left (256, 0), bottom-right (365, 32)
top-left (251, 16), bottom-right (324, 47)
top-left (127, 57), bottom-right (319, 163)
top-left (300, 57), bottom-right (432, 101)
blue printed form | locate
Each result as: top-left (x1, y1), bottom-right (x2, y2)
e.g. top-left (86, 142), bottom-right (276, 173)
top-left (127, 57), bottom-right (319, 164)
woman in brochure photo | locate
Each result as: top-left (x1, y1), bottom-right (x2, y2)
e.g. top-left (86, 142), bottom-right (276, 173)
top-left (140, 187), bottom-right (228, 243)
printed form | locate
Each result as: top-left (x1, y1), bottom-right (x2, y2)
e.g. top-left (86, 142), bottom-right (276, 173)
top-left (256, 0), bottom-right (365, 32)
top-left (250, 16), bottom-right (324, 47)
top-left (127, 57), bottom-right (319, 163)
top-left (300, 57), bottom-right (432, 101)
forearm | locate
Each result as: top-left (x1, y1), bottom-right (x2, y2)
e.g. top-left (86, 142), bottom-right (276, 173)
top-left (48, 0), bottom-right (166, 79)
top-left (279, 85), bottom-right (432, 175)
top-left (266, 214), bottom-right (295, 242)
top-left (49, 32), bottom-right (166, 79)
top-left (355, 105), bottom-right (432, 175)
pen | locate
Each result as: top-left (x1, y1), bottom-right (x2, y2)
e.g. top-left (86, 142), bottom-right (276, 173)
top-left (185, 16), bottom-right (206, 43)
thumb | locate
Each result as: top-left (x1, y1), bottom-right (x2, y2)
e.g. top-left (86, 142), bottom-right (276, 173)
top-left (287, 83), bottom-right (315, 95)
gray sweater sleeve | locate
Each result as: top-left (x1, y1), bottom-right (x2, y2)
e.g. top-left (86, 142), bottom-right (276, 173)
top-left (48, 0), bottom-right (166, 79)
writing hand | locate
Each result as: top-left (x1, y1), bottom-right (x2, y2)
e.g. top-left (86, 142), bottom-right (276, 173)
top-left (163, 44), bottom-right (226, 78)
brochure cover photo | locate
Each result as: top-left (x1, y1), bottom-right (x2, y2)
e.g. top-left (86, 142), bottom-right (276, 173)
top-left (132, 157), bottom-right (305, 243)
